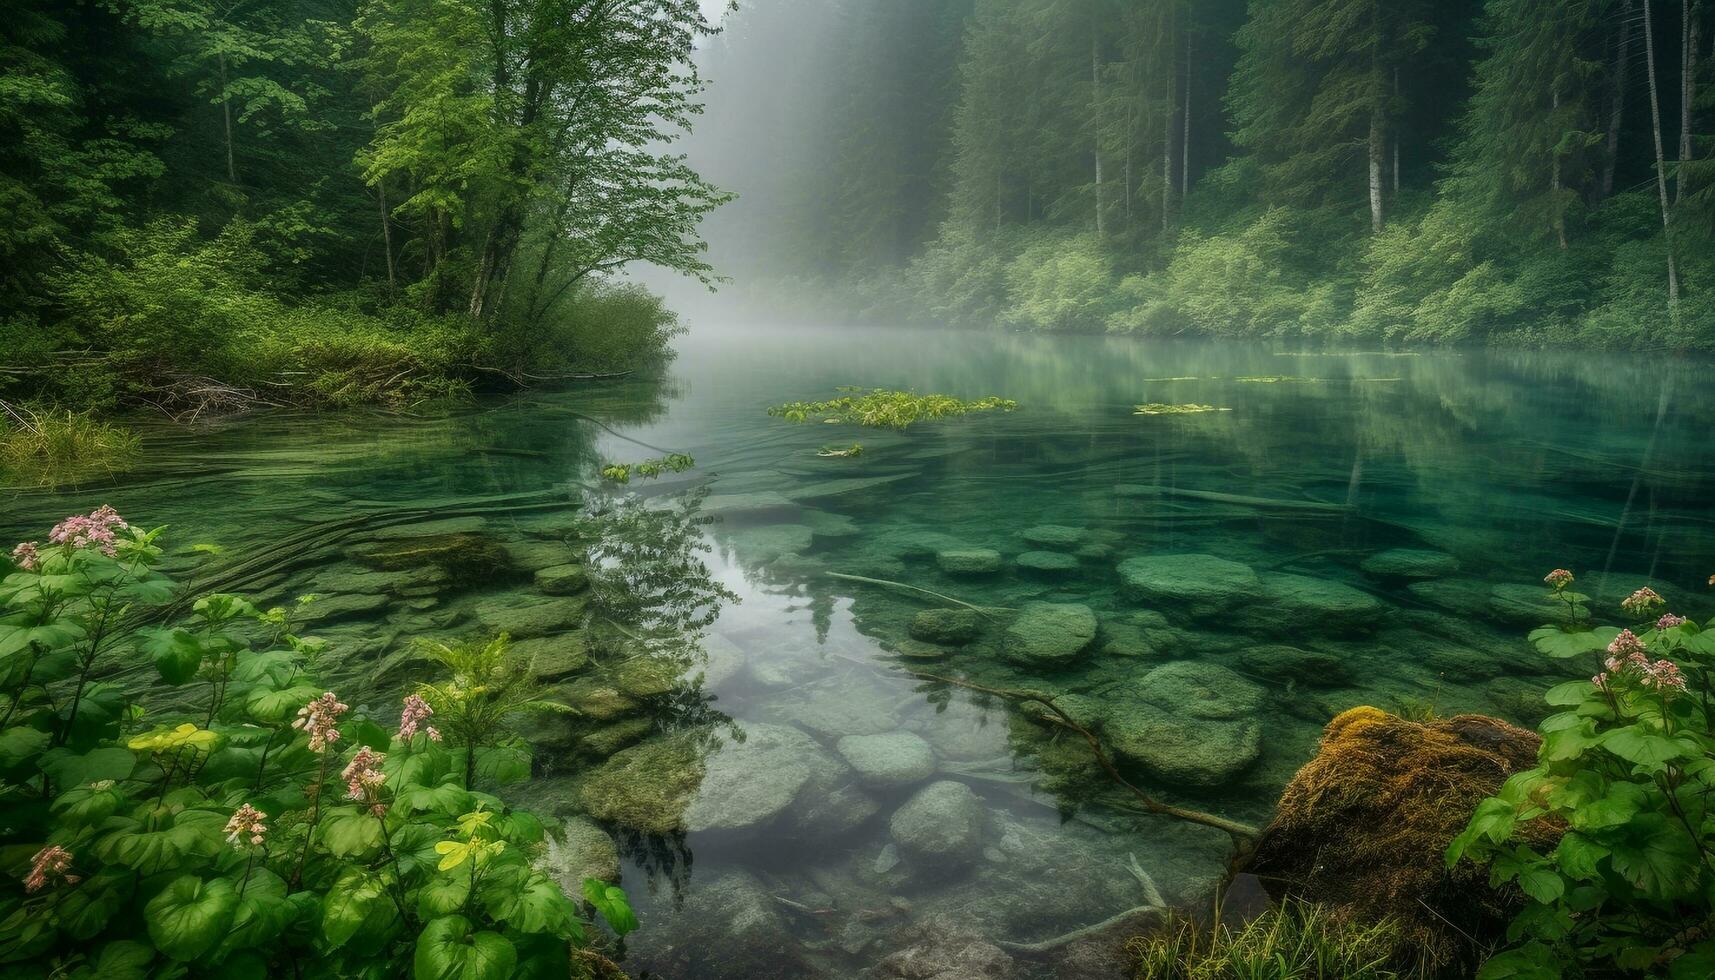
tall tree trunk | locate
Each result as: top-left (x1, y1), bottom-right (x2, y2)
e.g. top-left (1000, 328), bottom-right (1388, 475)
top-left (1602, 0), bottom-right (1635, 200)
top-left (219, 52), bottom-right (236, 183)
top-left (1181, 28), bottom-right (1192, 199)
top-left (1391, 68), bottom-right (1401, 196)
top-left (1162, 9), bottom-right (1176, 236)
top-left (1680, 0), bottom-right (1700, 205)
top-left (1642, 0), bottom-right (1682, 310)
top-left (1552, 86), bottom-right (1569, 249)
top-left (376, 181), bottom-right (396, 291)
top-left (1367, 2), bottom-right (1385, 234)
top-left (1092, 30), bottom-right (1105, 236)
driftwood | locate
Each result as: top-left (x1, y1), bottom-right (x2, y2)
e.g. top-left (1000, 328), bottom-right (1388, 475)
top-left (825, 572), bottom-right (1013, 619)
top-left (997, 904), bottom-right (1167, 954)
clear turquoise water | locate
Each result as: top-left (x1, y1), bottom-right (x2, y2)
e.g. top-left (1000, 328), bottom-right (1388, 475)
top-left (7, 326), bottom-right (1715, 977)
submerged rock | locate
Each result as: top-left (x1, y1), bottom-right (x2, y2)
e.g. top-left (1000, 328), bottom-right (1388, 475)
top-left (1237, 644), bottom-right (1350, 686)
top-left (295, 592), bottom-right (390, 625)
top-left (353, 532), bottom-right (511, 581)
top-left (875, 926), bottom-right (1017, 980)
top-left (1001, 602), bottom-right (1096, 667)
top-left (838, 732), bottom-right (937, 788)
top-left (1117, 554), bottom-right (1259, 619)
top-left (1100, 661), bottom-right (1265, 786)
top-left (579, 716), bottom-right (654, 757)
top-left (627, 868), bottom-right (805, 980)
top-left (547, 816), bottom-right (620, 884)
top-left (727, 523), bottom-right (814, 563)
top-left (1247, 707), bottom-right (1554, 969)
top-left (684, 723), bottom-right (849, 835)
top-left (1014, 550), bottom-right (1080, 578)
top-left (799, 508), bottom-right (862, 540)
top-left (909, 608), bottom-right (983, 645)
top-left (1019, 525), bottom-right (1087, 550)
top-left (889, 780), bottom-right (986, 866)
top-left (1242, 572), bottom-right (1383, 635)
top-left (506, 633), bottom-right (589, 680)
top-left (700, 491), bottom-right (799, 521)
top-left (533, 563), bottom-right (588, 595)
top-left (936, 548), bottom-right (1003, 577)
top-left (577, 735), bottom-right (706, 834)
top-left (475, 593), bottom-right (587, 638)
top-left (1361, 548), bottom-right (1460, 580)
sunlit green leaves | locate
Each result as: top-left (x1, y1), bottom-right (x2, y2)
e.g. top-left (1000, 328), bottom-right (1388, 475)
top-left (145, 875), bottom-right (238, 961)
top-left (581, 878), bottom-right (636, 936)
top-left (1528, 625), bottom-right (1618, 659)
top-left (413, 915), bottom-right (516, 980)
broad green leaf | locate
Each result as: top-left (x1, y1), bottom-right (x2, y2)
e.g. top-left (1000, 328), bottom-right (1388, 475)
top-left (38, 745), bottom-right (135, 790)
top-left (1476, 942), bottom-right (1564, 980)
top-left (582, 879), bottom-right (637, 936)
top-left (245, 684), bottom-right (322, 724)
top-left (56, 867), bottom-right (132, 940)
top-left (1569, 781), bottom-right (1647, 832)
top-left (1543, 679), bottom-right (1596, 706)
top-left (81, 940), bottom-right (155, 980)
top-left (1528, 625), bottom-right (1613, 659)
top-left (1514, 865), bottom-right (1564, 904)
top-left (413, 915), bottom-right (517, 980)
top-left (1608, 814), bottom-right (1700, 899)
top-left (321, 807), bottom-right (383, 859)
top-left (219, 868), bottom-right (294, 954)
top-left (145, 875), bottom-right (238, 961)
top-left (0, 726), bottom-right (51, 769)
top-left (137, 627), bottom-right (204, 685)
top-left (475, 744), bottom-right (530, 784)
top-left (1600, 728), bottom-right (1700, 773)
top-left (416, 872), bottom-right (472, 919)
top-left (1669, 940), bottom-right (1715, 980)
top-left (482, 871), bottom-right (577, 936)
top-left (1551, 833), bottom-right (1610, 880)
top-left (321, 869), bottom-right (387, 949)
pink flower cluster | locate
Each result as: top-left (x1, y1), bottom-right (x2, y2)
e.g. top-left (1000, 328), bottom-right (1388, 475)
top-left (11, 505), bottom-right (130, 572)
top-left (398, 694), bottom-right (440, 742)
top-left (293, 692), bottom-right (349, 752)
top-left (1595, 629), bottom-right (1688, 693)
top-left (9, 542), bottom-right (39, 572)
top-left (224, 804), bottom-right (268, 849)
top-left (24, 845), bottom-right (77, 893)
top-left (341, 747), bottom-right (387, 802)
top-left (1544, 568), bottom-right (1574, 590)
top-left (1656, 613), bottom-right (1688, 630)
top-left (1620, 587), bottom-right (1665, 618)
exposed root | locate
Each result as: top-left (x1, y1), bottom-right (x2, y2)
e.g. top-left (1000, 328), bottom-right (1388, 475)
top-left (997, 904), bottom-right (1167, 954)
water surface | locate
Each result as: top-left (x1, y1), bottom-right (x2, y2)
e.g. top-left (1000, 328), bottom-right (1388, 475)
top-left (7, 326), bottom-right (1714, 978)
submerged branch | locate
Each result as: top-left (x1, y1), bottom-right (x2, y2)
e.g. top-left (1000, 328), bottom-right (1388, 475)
top-left (825, 572), bottom-right (1013, 619)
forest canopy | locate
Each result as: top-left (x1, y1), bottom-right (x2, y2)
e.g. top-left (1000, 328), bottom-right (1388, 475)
top-left (0, 0), bottom-right (729, 413)
top-left (685, 0), bottom-right (1715, 349)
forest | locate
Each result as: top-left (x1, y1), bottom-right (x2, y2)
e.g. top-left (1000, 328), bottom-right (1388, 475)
top-left (688, 0), bottom-right (1715, 348)
top-left (1, 0), bottom-right (727, 416)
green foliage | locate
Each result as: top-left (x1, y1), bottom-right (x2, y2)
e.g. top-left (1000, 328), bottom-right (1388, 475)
top-left (1127, 899), bottom-right (1411, 979)
top-left (1133, 404), bottom-right (1228, 416)
top-left (0, 511), bottom-right (629, 976)
top-left (817, 444), bottom-right (864, 458)
top-left (0, 405), bottom-right (139, 487)
top-left (768, 388), bottom-right (1018, 429)
top-left (599, 454), bottom-right (696, 485)
top-left (1447, 570), bottom-right (1715, 978)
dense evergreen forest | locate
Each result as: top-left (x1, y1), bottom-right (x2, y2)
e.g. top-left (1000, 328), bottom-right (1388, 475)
top-left (1, 0), bottom-right (727, 414)
top-left (688, 0), bottom-right (1715, 348)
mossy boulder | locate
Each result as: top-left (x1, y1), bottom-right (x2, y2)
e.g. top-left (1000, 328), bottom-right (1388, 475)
top-left (909, 608), bottom-right (983, 645)
top-left (1246, 707), bottom-right (1555, 969)
top-left (837, 732), bottom-right (936, 789)
top-left (1117, 554), bottom-right (1260, 619)
top-left (558, 679), bottom-right (640, 722)
top-left (1237, 645), bottom-right (1350, 686)
top-left (1014, 550), bottom-right (1079, 578)
top-left (579, 717), bottom-right (655, 757)
top-left (547, 816), bottom-right (621, 884)
top-left (1020, 525), bottom-right (1087, 550)
top-left (683, 723), bottom-right (848, 835)
top-left (353, 532), bottom-right (511, 581)
top-left (506, 634), bottom-right (590, 680)
top-left (889, 780), bottom-right (986, 867)
top-left (578, 735), bottom-right (706, 833)
top-left (1099, 661), bottom-right (1265, 787)
top-left (1001, 602), bottom-right (1097, 667)
top-left (1240, 572), bottom-right (1383, 636)
top-left (534, 563), bottom-right (589, 596)
top-left (936, 548), bottom-right (1003, 577)
top-left (1361, 548), bottom-right (1460, 581)
top-left (295, 592), bottom-right (391, 626)
top-left (475, 593), bottom-right (587, 639)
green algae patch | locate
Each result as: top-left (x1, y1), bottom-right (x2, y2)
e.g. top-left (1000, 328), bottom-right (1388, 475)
top-left (1133, 403), bottom-right (1230, 415)
top-left (768, 388), bottom-right (1017, 429)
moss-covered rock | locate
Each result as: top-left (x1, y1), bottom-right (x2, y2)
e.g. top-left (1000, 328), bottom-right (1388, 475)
top-left (889, 780), bottom-right (985, 866)
top-left (579, 716), bottom-right (655, 757)
top-left (507, 634), bottom-right (589, 680)
top-left (1360, 548), bottom-right (1460, 580)
top-left (837, 732), bottom-right (936, 788)
top-left (1099, 661), bottom-right (1264, 786)
top-left (936, 548), bottom-right (1003, 577)
top-left (353, 532), bottom-right (511, 581)
top-left (1246, 707), bottom-right (1555, 969)
top-left (1001, 602), bottom-right (1096, 667)
top-left (1014, 550), bottom-right (1080, 578)
top-left (1237, 645), bottom-right (1350, 686)
top-left (684, 723), bottom-right (846, 834)
top-left (1019, 525), bottom-right (1087, 550)
top-left (578, 734), bottom-right (706, 833)
top-left (558, 678), bottom-right (640, 721)
top-left (1240, 572), bottom-right (1383, 636)
top-left (1117, 554), bottom-right (1259, 619)
top-left (909, 608), bottom-right (983, 645)
top-left (534, 563), bottom-right (589, 596)
top-left (475, 593), bottom-right (588, 638)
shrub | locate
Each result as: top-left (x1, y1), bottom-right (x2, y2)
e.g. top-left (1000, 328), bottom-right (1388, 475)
top-left (1447, 570), bottom-right (1715, 978)
top-left (0, 508), bottom-right (634, 977)
top-left (999, 233), bottom-right (1123, 332)
top-left (1127, 899), bottom-right (1409, 979)
top-left (486, 281), bottom-right (684, 379)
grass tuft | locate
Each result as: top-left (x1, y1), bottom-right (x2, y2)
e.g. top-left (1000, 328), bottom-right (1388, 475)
top-left (1128, 900), bottom-right (1412, 980)
top-left (0, 403), bottom-right (141, 487)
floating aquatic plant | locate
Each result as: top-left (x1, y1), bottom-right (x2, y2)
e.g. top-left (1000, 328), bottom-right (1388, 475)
top-left (1133, 403), bottom-right (1230, 416)
top-left (768, 388), bottom-right (1017, 429)
top-left (599, 452), bottom-right (695, 483)
top-left (817, 444), bottom-right (864, 457)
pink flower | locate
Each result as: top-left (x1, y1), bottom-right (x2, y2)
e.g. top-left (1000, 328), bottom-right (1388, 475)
top-left (224, 804), bottom-right (268, 849)
top-left (341, 746), bottom-right (387, 802)
top-left (23, 845), bottom-right (76, 893)
top-left (398, 694), bottom-right (440, 742)
top-left (292, 692), bottom-right (349, 752)
top-left (1544, 568), bottom-right (1574, 590)
top-left (1655, 613), bottom-right (1687, 630)
top-left (1591, 673), bottom-right (1609, 691)
top-left (1607, 629), bottom-right (1647, 660)
top-left (1620, 587), bottom-right (1665, 618)
top-left (1643, 659), bottom-right (1687, 693)
top-left (9, 542), bottom-right (39, 572)
top-left (46, 506), bottom-right (128, 557)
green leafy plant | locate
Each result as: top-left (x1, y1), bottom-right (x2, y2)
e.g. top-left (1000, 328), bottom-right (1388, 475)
top-left (599, 453), bottom-right (694, 484)
top-left (816, 444), bottom-right (863, 458)
top-left (1132, 403), bottom-right (1230, 416)
top-left (411, 634), bottom-right (572, 788)
top-left (0, 403), bottom-right (140, 487)
top-left (1447, 570), bottom-right (1715, 978)
top-left (0, 507), bottom-right (633, 977)
top-left (1127, 899), bottom-right (1409, 979)
top-left (767, 388), bottom-right (1017, 429)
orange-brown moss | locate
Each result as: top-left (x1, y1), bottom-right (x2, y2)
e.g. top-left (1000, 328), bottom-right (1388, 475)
top-left (1245, 706), bottom-right (1557, 970)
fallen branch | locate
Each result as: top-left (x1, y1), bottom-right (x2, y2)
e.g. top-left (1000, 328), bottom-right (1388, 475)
top-left (997, 904), bottom-right (1167, 954)
top-left (825, 572), bottom-right (1013, 619)
top-left (902, 670), bottom-right (1261, 844)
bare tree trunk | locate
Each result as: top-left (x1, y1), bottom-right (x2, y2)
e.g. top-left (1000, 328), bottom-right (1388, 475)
top-left (1092, 30), bottom-right (1105, 236)
top-left (1602, 0), bottom-right (1635, 200)
top-left (1181, 29), bottom-right (1192, 199)
top-left (1391, 68), bottom-right (1401, 196)
top-left (1552, 86), bottom-right (1569, 249)
top-left (1367, 2), bottom-right (1385, 234)
top-left (377, 180), bottom-right (396, 291)
top-left (1680, 0), bottom-right (1700, 205)
top-left (219, 52), bottom-right (236, 183)
top-left (1642, 0), bottom-right (1682, 310)
top-left (1162, 10), bottom-right (1175, 236)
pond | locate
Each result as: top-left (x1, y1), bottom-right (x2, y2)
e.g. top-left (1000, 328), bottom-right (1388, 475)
top-left (6, 325), bottom-right (1714, 978)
